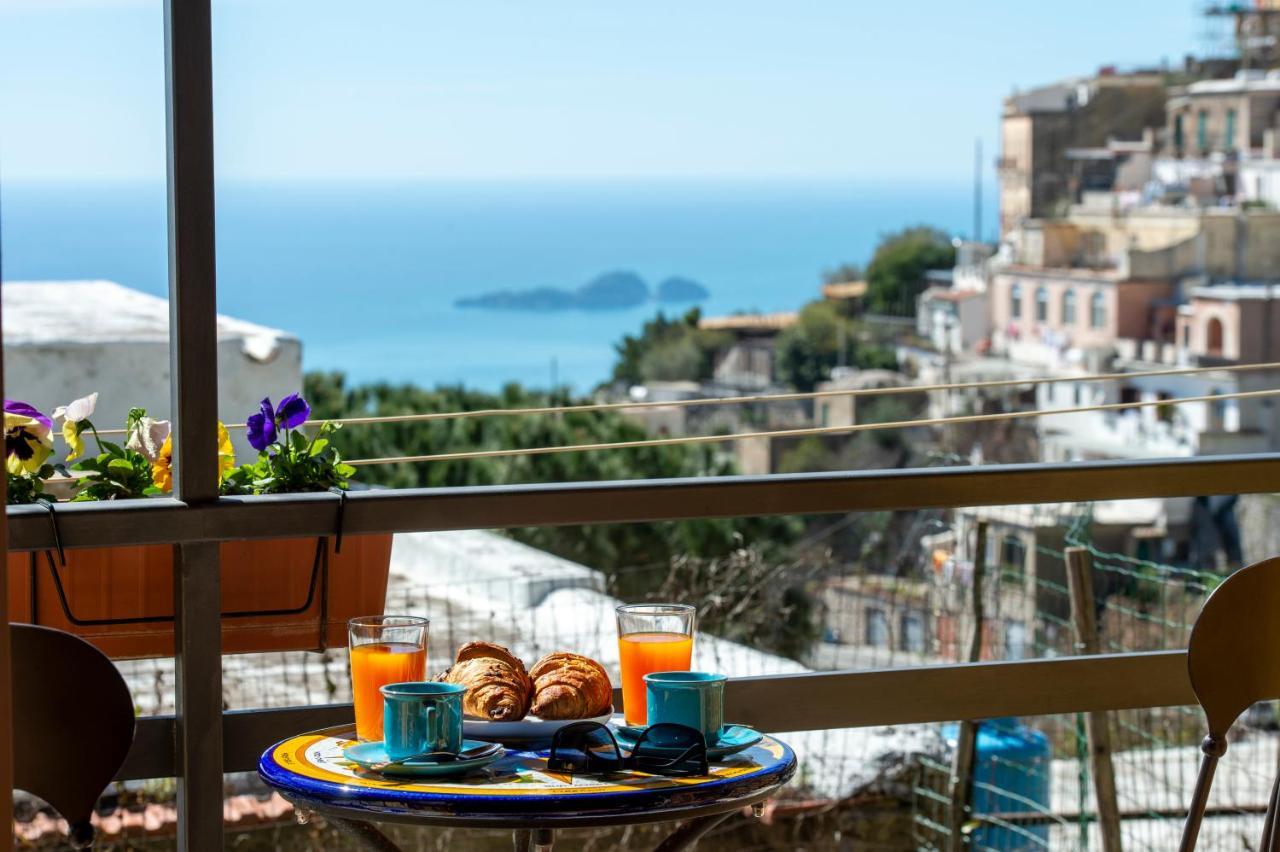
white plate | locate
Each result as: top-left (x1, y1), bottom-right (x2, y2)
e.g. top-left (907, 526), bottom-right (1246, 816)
top-left (462, 707), bottom-right (614, 742)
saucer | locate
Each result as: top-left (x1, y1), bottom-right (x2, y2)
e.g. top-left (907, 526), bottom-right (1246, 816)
top-left (612, 724), bottom-right (763, 759)
top-left (342, 738), bottom-right (504, 777)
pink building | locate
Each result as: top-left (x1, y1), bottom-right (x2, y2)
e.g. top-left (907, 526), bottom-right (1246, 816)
top-left (1177, 284), bottom-right (1280, 364)
top-left (990, 267), bottom-right (1175, 364)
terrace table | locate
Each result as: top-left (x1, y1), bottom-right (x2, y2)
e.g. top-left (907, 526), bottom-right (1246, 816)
top-left (258, 724), bottom-right (797, 851)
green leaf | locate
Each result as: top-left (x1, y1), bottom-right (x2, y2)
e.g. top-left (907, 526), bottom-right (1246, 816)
top-left (107, 458), bottom-right (134, 475)
top-left (307, 438), bottom-right (329, 457)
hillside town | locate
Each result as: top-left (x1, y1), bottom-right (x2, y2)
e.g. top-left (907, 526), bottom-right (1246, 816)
top-left (9, 3), bottom-right (1280, 850)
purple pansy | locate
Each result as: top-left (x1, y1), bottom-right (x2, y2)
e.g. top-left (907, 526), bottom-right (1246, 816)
top-left (245, 394), bottom-right (312, 452)
top-left (275, 393), bottom-right (311, 429)
top-left (5, 399), bottom-right (52, 432)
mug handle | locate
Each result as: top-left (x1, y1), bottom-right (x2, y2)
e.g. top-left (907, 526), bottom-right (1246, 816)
top-left (422, 700), bottom-right (438, 749)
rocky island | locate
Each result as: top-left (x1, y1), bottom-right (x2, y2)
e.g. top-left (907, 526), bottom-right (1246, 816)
top-left (456, 271), bottom-right (709, 312)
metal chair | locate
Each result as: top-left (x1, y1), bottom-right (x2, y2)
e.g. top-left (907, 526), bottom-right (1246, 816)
top-left (11, 623), bottom-right (136, 848)
top-left (1180, 556), bottom-right (1280, 851)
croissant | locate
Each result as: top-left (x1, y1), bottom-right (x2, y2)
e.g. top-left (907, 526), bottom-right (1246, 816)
top-left (438, 641), bottom-right (533, 721)
top-left (529, 652), bottom-right (613, 720)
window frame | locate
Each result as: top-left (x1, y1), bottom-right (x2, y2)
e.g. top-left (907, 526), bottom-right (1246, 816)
top-left (6, 2), bottom-right (1276, 840)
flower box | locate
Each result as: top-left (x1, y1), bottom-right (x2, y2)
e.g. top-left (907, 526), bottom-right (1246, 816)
top-left (6, 535), bottom-right (392, 659)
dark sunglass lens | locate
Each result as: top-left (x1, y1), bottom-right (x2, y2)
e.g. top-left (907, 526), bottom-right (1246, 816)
top-left (549, 722), bottom-right (622, 772)
top-left (632, 724), bottom-right (709, 776)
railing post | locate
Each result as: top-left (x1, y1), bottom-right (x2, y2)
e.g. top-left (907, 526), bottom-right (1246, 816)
top-left (947, 520), bottom-right (987, 851)
top-left (0, 248), bottom-right (14, 838)
top-left (1065, 547), bottom-right (1123, 852)
top-left (164, 0), bottom-right (223, 847)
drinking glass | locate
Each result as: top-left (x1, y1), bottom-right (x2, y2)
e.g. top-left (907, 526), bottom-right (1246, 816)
top-left (348, 615), bottom-right (429, 742)
top-left (616, 603), bottom-right (696, 726)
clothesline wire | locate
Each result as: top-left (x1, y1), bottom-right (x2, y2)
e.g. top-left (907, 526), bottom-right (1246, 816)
top-left (345, 387), bottom-right (1280, 466)
top-left (80, 360), bottom-right (1280, 438)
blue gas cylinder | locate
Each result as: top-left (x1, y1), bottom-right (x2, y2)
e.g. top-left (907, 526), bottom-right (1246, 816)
top-left (942, 717), bottom-right (1051, 850)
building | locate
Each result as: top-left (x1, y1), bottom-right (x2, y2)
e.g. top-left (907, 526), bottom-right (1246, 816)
top-left (2, 280), bottom-right (302, 461)
top-left (698, 311), bottom-right (797, 389)
top-left (999, 71), bottom-right (1168, 235)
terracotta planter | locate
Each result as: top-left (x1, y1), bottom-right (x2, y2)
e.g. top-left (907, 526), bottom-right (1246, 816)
top-left (7, 535), bottom-right (392, 659)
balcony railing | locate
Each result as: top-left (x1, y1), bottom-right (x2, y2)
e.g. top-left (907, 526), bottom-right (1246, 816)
top-left (4, 1), bottom-right (1275, 847)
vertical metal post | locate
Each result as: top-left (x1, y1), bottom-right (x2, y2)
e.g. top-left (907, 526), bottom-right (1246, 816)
top-left (947, 521), bottom-right (987, 852)
top-left (165, 0), bottom-right (223, 847)
top-left (1065, 547), bottom-right (1123, 852)
top-left (0, 239), bottom-right (15, 835)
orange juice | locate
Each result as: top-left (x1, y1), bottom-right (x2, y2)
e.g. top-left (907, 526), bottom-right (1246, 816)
top-left (350, 642), bottom-right (427, 741)
top-left (618, 631), bottom-right (694, 725)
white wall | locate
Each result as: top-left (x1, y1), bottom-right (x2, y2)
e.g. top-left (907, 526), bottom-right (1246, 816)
top-left (4, 337), bottom-right (303, 464)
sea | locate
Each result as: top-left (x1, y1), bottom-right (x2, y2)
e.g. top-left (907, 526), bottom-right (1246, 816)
top-left (0, 179), bottom-right (983, 392)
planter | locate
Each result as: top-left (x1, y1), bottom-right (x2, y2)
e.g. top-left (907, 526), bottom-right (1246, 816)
top-left (7, 535), bottom-right (392, 659)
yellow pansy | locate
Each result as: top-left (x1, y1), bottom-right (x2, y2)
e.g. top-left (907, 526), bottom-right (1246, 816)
top-left (217, 422), bottom-right (235, 481)
top-left (152, 435), bottom-right (173, 493)
top-left (151, 423), bottom-right (234, 492)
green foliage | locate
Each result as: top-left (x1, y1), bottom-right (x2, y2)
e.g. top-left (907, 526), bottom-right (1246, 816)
top-left (864, 226), bottom-right (956, 316)
top-left (611, 309), bottom-right (729, 385)
top-left (774, 301), bottom-right (898, 392)
top-left (6, 464), bottom-right (57, 505)
top-left (304, 371), bottom-right (801, 579)
top-left (222, 422), bottom-right (356, 495)
top-left (821, 262), bottom-right (863, 285)
top-left (71, 409), bottom-right (159, 501)
top-left (649, 546), bottom-right (827, 661)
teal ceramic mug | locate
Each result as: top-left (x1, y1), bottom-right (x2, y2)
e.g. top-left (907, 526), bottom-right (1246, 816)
top-left (380, 681), bottom-right (465, 762)
top-left (643, 671), bottom-right (726, 744)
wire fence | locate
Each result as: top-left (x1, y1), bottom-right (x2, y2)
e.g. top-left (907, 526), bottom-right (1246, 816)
top-left (13, 499), bottom-right (1273, 849)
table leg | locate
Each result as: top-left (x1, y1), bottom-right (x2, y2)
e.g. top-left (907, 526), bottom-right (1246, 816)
top-left (514, 828), bottom-right (555, 851)
top-left (653, 812), bottom-right (734, 852)
top-left (327, 816), bottom-right (404, 852)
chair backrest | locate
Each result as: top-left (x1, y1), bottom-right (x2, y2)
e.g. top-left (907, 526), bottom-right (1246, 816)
top-left (11, 624), bottom-right (136, 849)
top-left (1181, 556), bottom-right (1280, 851)
top-left (1187, 555), bottom-right (1280, 738)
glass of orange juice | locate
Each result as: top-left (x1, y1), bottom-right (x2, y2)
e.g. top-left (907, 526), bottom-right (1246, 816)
top-left (348, 615), bottom-right (429, 741)
top-left (616, 603), bottom-right (696, 726)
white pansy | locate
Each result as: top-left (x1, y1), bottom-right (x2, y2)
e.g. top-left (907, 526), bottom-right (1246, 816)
top-left (126, 417), bottom-right (172, 463)
top-left (53, 392), bottom-right (99, 423)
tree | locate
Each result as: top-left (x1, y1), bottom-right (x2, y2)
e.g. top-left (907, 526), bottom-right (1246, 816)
top-left (774, 301), bottom-right (898, 392)
top-left (610, 309), bottom-right (729, 385)
top-left (305, 371), bottom-right (801, 586)
top-left (864, 226), bottom-right (956, 316)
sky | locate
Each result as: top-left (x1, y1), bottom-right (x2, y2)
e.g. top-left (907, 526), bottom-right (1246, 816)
top-left (0, 0), bottom-right (1203, 184)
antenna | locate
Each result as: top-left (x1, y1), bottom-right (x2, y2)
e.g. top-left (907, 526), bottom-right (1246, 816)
top-left (973, 137), bottom-right (983, 243)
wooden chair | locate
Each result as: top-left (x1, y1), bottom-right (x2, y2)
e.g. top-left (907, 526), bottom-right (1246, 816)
top-left (1180, 556), bottom-right (1280, 851)
top-left (11, 623), bottom-right (136, 848)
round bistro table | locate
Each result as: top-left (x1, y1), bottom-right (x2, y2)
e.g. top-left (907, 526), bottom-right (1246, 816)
top-left (258, 725), bottom-right (797, 852)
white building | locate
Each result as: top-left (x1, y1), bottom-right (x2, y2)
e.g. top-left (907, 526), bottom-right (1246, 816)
top-left (2, 280), bottom-right (302, 460)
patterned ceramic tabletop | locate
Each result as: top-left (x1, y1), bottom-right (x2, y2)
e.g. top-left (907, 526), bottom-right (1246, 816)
top-left (258, 724), bottom-right (797, 826)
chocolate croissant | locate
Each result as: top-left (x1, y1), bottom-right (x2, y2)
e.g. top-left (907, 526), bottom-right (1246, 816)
top-left (529, 652), bottom-right (613, 720)
top-left (438, 641), bottom-right (533, 721)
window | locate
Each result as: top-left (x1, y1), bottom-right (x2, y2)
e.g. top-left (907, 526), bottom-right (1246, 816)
top-left (1035, 287), bottom-right (1048, 322)
top-left (1000, 534), bottom-right (1027, 581)
top-left (1004, 620), bottom-right (1028, 661)
top-left (865, 607), bottom-right (889, 648)
top-left (1062, 289), bottom-right (1076, 325)
top-left (1174, 114), bottom-right (1185, 152)
top-left (1225, 108), bottom-right (1237, 152)
top-left (900, 611), bottom-right (926, 653)
top-left (1206, 316), bottom-right (1224, 356)
top-left (1010, 283), bottom-right (1023, 319)
top-left (1197, 109), bottom-right (1208, 152)
top-left (1090, 290), bottom-right (1107, 329)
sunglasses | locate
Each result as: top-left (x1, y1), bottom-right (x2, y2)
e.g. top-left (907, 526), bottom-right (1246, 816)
top-left (546, 721), bottom-right (710, 777)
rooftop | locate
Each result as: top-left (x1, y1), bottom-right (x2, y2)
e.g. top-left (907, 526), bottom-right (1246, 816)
top-left (821, 280), bottom-right (869, 300)
top-left (698, 311), bottom-right (798, 333)
top-left (2, 280), bottom-right (295, 361)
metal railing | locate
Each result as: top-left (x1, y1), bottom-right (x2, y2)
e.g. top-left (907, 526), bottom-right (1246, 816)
top-left (4, 1), bottom-right (1273, 847)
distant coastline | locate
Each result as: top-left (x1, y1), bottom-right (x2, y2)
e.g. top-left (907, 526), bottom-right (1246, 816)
top-left (455, 270), bottom-right (710, 312)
